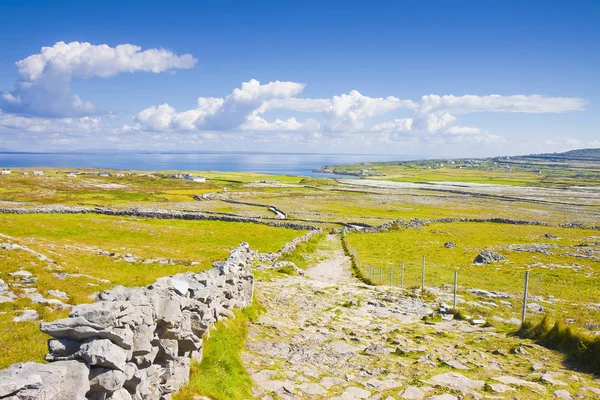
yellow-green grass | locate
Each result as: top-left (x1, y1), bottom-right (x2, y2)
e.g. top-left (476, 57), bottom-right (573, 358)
top-left (173, 300), bottom-right (265, 400)
top-left (518, 316), bottom-right (600, 374)
top-left (0, 214), bottom-right (304, 261)
top-left (347, 222), bottom-right (600, 328)
top-left (277, 232), bottom-right (327, 270)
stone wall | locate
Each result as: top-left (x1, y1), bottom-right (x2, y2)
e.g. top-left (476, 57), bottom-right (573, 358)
top-left (0, 243), bottom-right (256, 400)
top-left (341, 217), bottom-right (600, 234)
top-left (0, 206), bottom-right (318, 231)
top-left (258, 228), bottom-right (323, 263)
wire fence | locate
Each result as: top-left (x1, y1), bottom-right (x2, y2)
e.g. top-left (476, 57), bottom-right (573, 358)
top-left (341, 231), bottom-right (535, 323)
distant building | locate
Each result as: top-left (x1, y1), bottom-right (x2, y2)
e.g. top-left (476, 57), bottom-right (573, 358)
top-left (488, 167), bottom-right (494, 172)
top-left (116, 173), bottom-right (125, 177)
top-left (533, 170), bottom-right (542, 175)
top-left (22, 171), bottom-right (29, 176)
top-left (1, 168), bottom-right (11, 175)
top-left (504, 167), bottom-right (512, 173)
top-left (172, 173), bottom-right (183, 179)
top-left (33, 171), bottom-right (44, 176)
top-left (98, 172), bottom-right (110, 177)
top-left (184, 174), bottom-right (205, 183)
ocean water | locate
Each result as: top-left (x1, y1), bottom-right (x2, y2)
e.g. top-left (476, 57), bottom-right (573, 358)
top-left (0, 152), bottom-right (419, 177)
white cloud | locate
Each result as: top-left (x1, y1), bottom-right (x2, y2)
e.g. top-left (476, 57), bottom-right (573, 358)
top-left (418, 94), bottom-right (587, 115)
top-left (372, 118), bottom-right (413, 133)
top-left (241, 115), bottom-right (320, 132)
top-left (324, 90), bottom-right (415, 132)
top-left (1, 41), bottom-right (197, 118)
top-left (135, 79), bottom-right (307, 132)
top-left (444, 126), bottom-right (482, 135)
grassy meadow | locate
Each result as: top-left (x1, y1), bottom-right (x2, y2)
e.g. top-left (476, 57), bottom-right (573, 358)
top-left (346, 222), bottom-right (600, 330)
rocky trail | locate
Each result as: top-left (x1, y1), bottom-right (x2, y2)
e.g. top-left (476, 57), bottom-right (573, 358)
top-left (244, 235), bottom-right (600, 400)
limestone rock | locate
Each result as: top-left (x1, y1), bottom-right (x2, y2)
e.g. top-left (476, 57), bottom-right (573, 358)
top-left (400, 386), bottom-right (426, 399)
top-left (427, 372), bottom-right (484, 399)
top-left (473, 250), bottom-right (506, 264)
top-left (0, 361), bottom-right (89, 400)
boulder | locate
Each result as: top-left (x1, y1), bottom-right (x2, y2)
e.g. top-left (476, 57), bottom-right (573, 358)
top-left (474, 250), bottom-right (506, 264)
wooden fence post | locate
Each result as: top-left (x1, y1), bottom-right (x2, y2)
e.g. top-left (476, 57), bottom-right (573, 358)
top-left (421, 256), bottom-right (425, 290)
top-left (453, 270), bottom-right (458, 310)
top-left (522, 271), bottom-right (530, 322)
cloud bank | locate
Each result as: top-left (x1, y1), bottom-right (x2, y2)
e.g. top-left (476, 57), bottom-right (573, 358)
top-left (0, 42), bottom-right (590, 152)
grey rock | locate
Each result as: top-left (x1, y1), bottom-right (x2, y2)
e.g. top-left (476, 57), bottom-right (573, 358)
top-left (473, 250), bottom-right (506, 264)
top-left (0, 361), bottom-right (89, 400)
top-left (400, 386), bottom-right (426, 399)
top-left (363, 343), bottom-right (393, 355)
top-left (109, 388), bottom-right (133, 400)
top-left (89, 368), bottom-right (128, 393)
top-left (427, 372), bottom-right (484, 399)
top-left (554, 389), bottom-right (572, 400)
top-left (78, 339), bottom-right (128, 370)
top-left (13, 309), bottom-right (39, 322)
top-left (47, 290), bottom-right (69, 300)
top-left (426, 395), bottom-right (458, 400)
top-left (298, 382), bottom-right (327, 395)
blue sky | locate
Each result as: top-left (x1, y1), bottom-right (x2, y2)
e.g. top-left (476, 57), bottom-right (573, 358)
top-left (0, 0), bottom-right (598, 156)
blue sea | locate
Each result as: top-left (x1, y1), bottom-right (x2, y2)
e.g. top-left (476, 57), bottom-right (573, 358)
top-left (0, 152), bottom-right (421, 177)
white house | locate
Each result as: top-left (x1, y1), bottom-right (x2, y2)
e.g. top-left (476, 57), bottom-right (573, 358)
top-left (33, 171), bottom-right (44, 176)
top-left (184, 174), bottom-right (205, 183)
top-left (1, 168), bottom-right (11, 175)
top-left (66, 173), bottom-right (77, 178)
top-left (98, 172), bottom-right (110, 177)
top-left (21, 171), bottom-right (29, 176)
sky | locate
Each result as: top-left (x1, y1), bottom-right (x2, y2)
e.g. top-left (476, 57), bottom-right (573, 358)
top-left (0, 0), bottom-right (598, 157)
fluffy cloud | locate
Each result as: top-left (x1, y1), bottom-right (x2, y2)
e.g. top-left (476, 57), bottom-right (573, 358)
top-left (418, 94), bottom-right (587, 115)
top-left (135, 79), bottom-right (306, 131)
top-left (0, 41), bottom-right (197, 118)
top-left (324, 90), bottom-right (415, 132)
top-left (132, 79), bottom-right (588, 148)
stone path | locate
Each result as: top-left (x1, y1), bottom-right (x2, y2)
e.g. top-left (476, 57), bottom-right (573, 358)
top-left (243, 235), bottom-right (600, 399)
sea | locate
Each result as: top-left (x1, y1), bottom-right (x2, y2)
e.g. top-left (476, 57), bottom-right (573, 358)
top-left (0, 152), bottom-right (421, 178)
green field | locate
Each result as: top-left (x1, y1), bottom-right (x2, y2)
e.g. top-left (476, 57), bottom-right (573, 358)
top-left (346, 221), bottom-right (600, 330)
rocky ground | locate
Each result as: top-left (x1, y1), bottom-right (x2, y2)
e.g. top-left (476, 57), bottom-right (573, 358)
top-left (243, 235), bottom-right (600, 400)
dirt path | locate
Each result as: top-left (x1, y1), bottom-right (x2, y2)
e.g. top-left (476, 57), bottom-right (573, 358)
top-left (305, 234), bottom-right (353, 283)
top-left (244, 236), bottom-right (600, 399)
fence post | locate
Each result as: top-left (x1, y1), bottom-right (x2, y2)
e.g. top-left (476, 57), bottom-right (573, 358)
top-left (453, 270), bottom-right (458, 310)
top-left (401, 261), bottom-right (404, 289)
top-left (421, 256), bottom-right (425, 290)
top-left (522, 271), bottom-right (530, 323)
top-left (389, 267), bottom-right (393, 286)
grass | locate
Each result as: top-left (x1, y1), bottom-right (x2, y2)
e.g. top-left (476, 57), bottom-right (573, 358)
top-left (347, 221), bottom-right (600, 330)
top-left (341, 233), bottom-right (375, 285)
top-left (173, 299), bottom-right (265, 400)
top-left (277, 232), bottom-right (326, 270)
top-left (518, 315), bottom-right (600, 374)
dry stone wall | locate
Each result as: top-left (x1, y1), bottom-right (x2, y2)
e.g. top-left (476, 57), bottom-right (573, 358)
top-left (0, 206), bottom-right (318, 231)
top-left (0, 243), bottom-right (256, 400)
